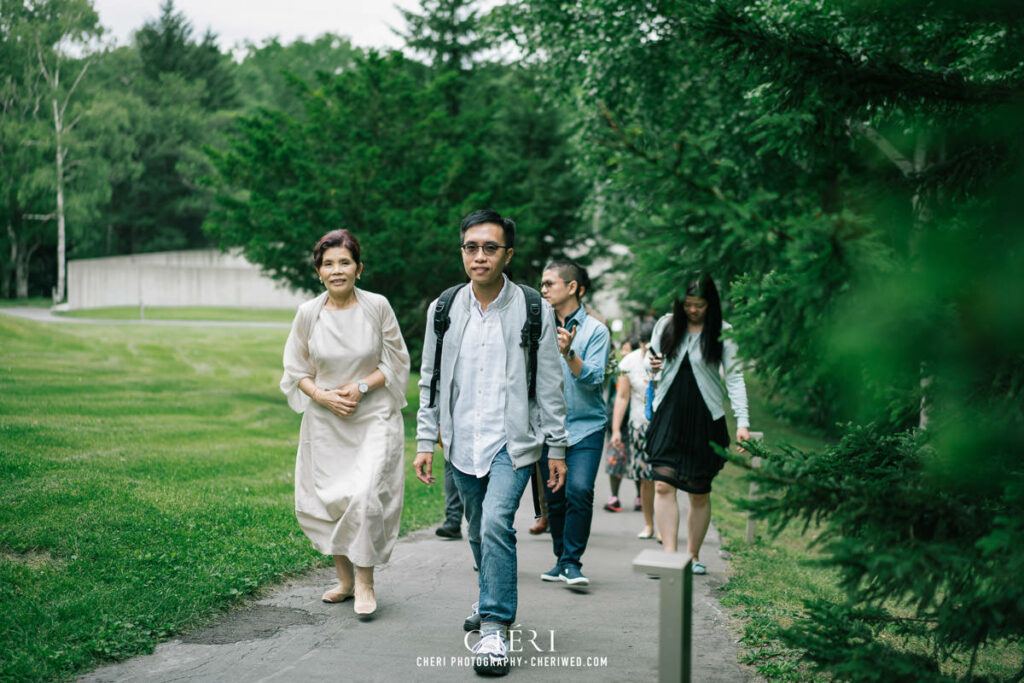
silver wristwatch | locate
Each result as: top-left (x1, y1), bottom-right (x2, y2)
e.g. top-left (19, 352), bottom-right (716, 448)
top-left (357, 381), bottom-right (369, 394)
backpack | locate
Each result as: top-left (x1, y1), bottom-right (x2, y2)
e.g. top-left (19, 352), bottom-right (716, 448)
top-left (427, 282), bottom-right (543, 408)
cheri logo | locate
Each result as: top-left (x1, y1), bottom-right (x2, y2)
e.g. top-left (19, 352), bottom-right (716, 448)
top-left (463, 627), bottom-right (556, 653)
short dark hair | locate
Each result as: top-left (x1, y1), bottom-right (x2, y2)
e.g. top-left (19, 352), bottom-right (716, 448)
top-left (637, 318), bottom-right (656, 345)
top-left (460, 209), bottom-right (515, 248)
top-left (313, 229), bottom-right (361, 268)
top-left (544, 259), bottom-right (591, 300)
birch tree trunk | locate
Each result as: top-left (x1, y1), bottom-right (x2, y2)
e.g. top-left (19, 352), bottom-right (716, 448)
top-left (53, 97), bottom-right (67, 303)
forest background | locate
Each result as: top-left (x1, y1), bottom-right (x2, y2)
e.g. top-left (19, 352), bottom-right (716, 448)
top-left (2, 0), bottom-right (1023, 680)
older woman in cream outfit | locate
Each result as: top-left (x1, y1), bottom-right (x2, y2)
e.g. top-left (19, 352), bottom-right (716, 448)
top-left (281, 229), bottom-right (410, 616)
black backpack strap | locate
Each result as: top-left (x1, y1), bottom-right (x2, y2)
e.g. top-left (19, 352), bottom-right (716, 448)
top-left (429, 284), bottom-right (467, 408)
top-left (518, 284), bottom-right (543, 400)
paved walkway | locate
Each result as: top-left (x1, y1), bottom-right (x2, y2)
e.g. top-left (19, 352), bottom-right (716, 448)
top-left (80, 473), bottom-right (756, 682)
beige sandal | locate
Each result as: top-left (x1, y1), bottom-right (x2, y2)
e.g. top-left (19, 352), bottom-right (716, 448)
top-left (321, 585), bottom-right (354, 603)
top-left (354, 584), bottom-right (376, 616)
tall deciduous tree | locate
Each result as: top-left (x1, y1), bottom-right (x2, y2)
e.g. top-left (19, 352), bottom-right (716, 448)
top-left (0, 0), bottom-right (102, 302)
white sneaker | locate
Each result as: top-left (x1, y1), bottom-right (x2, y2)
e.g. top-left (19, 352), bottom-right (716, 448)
top-left (472, 632), bottom-right (510, 676)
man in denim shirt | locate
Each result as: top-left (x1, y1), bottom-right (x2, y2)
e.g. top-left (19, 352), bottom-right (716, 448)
top-left (537, 260), bottom-right (611, 587)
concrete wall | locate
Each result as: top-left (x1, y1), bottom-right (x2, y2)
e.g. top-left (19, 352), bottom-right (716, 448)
top-left (67, 249), bottom-right (308, 310)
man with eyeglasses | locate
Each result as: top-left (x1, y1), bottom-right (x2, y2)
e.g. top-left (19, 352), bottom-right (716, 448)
top-left (414, 209), bottom-right (568, 677)
top-left (536, 260), bottom-right (611, 588)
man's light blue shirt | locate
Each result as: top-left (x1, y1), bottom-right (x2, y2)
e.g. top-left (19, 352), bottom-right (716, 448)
top-left (559, 305), bottom-right (611, 446)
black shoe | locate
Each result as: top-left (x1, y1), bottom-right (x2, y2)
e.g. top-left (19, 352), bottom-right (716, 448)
top-left (464, 602), bottom-right (481, 631)
top-left (540, 564), bottom-right (562, 582)
top-left (435, 523), bottom-right (462, 539)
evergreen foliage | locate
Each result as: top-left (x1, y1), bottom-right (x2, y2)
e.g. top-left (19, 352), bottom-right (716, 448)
top-left (206, 0), bottom-right (586, 359)
top-left (234, 34), bottom-right (362, 117)
top-left (2, 0), bottom-right (586, 314)
top-left (135, 0), bottom-right (237, 111)
top-left (512, 0), bottom-right (1024, 677)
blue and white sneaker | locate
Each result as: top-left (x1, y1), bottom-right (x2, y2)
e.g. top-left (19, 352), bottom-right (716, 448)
top-left (472, 632), bottom-right (510, 676)
top-left (559, 564), bottom-right (590, 586)
top-left (540, 564), bottom-right (562, 582)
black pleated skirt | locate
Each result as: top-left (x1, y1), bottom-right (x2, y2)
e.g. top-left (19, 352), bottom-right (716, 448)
top-left (645, 354), bottom-right (729, 494)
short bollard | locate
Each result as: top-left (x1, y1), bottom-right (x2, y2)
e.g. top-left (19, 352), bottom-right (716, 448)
top-left (633, 548), bottom-right (692, 683)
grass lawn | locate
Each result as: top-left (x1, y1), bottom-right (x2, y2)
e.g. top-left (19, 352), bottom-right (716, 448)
top-left (0, 297), bottom-right (52, 308)
top-left (0, 314), bottom-right (443, 682)
top-left (57, 306), bottom-right (296, 323)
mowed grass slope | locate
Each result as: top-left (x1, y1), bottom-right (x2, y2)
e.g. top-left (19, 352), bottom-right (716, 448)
top-left (0, 315), bottom-right (442, 681)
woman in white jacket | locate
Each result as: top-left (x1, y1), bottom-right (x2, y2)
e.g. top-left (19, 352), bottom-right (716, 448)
top-left (646, 274), bottom-right (751, 575)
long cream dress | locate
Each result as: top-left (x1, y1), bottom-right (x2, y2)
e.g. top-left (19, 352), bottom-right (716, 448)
top-left (281, 289), bottom-right (410, 566)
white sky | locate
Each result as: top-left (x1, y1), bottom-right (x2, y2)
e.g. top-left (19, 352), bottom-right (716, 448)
top-left (92, 0), bottom-right (423, 52)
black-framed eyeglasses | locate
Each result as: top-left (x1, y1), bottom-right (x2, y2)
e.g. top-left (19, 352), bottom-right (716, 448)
top-left (461, 242), bottom-right (509, 256)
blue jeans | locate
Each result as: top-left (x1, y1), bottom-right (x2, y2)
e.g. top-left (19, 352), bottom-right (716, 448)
top-left (442, 460), bottom-right (464, 527)
top-left (539, 430), bottom-right (604, 568)
top-left (450, 446), bottom-right (532, 629)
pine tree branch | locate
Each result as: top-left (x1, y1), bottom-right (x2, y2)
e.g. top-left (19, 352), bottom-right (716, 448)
top-left (847, 121), bottom-right (915, 176)
top-left (595, 106), bottom-right (803, 243)
top-left (596, 101), bottom-right (725, 200)
top-left (693, 2), bottom-right (1024, 107)
top-left (858, 613), bottom-right (939, 625)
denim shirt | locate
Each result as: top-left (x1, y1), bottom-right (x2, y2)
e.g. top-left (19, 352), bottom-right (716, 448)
top-left (559, 305), bottom-right (612, 446)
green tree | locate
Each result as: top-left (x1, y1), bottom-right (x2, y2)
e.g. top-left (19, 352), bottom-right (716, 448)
top-left (208, 0), bottom-right (587, 355)
top-left (512, 0), bottom-right (1024, 678)
top-left (396, 0), bottom-right (587, 286)
top-left (78, 1), bottom-right (235, 258)
top-left (234, 34), bottom-right (361, 117)
top-left (135, 0), bottom-right (237, 111)
top-left (0, 0), bottom-right (102, 301)
top-left (206, 51), bottom-right (476, 351)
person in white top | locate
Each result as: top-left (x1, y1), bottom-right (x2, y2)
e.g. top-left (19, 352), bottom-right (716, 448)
top-left (609, 319), bottom-right (657, 539)
top-left (602, 337), bottom-right (636, 513)
top-left (280, 229), bottom-right (411, 617)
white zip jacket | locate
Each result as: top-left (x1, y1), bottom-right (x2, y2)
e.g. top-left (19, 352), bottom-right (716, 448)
top-left (650, 315), bottom-right (750, 429)
top-left (416, 276), bottom-right (569, 468)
